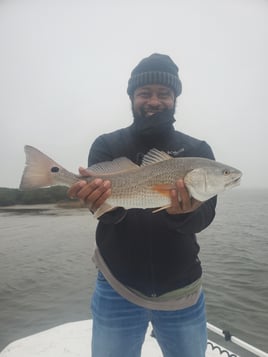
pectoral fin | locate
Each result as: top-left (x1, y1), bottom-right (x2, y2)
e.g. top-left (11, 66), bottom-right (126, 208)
top-left (151, 184), bottom-right (175, 213)
top-left (152, 183), bottom-right (175, 197)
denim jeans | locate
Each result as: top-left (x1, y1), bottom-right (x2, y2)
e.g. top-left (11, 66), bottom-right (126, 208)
top-left (91, 272), bottom-right (207, 357)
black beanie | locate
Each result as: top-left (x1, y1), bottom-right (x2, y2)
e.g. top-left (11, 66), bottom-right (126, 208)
top-left (127, 53), bottom-right (182, 97)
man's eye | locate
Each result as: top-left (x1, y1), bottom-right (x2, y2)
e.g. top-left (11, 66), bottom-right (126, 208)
top-left (159, 93), bottom-right (169, 99)
top-left (138, 92), bottom-right (150, 98)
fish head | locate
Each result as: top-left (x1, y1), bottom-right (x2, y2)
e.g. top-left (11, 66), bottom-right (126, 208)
top-left (184, 163), bottom-right (242, 201)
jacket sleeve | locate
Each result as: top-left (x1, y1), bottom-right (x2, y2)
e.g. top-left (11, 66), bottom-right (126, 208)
top-left (88, 135), bottom-right (115, 165)
top-left (159, 196), bottom-right (217, 234)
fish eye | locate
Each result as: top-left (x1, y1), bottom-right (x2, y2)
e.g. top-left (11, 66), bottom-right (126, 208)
top-left (51, 166), bottom-right (60, 173)
top-left (223, 169), bottom-right (230, 175)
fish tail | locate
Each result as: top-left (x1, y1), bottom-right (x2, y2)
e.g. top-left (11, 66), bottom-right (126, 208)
top-left (19, 146), bottom-right (77, 190)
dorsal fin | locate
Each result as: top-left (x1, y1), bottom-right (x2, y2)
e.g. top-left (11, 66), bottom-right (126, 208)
top-left (141, 149), bottom-right (172, 167)
top-left (87, 157), bottom-right (139, 176)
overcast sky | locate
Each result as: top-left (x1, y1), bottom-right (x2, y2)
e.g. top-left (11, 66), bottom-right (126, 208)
top-left (0, 0), bottom-right (267, 189)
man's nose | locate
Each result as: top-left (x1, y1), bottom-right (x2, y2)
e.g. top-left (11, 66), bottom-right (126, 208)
top-left (147, 94), bottom-right (161, 106)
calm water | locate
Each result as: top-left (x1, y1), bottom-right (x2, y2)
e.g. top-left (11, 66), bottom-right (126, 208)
top-left (0, 189), bottom-right (268, 353)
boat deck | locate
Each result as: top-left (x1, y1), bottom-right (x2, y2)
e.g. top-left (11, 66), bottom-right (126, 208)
top-left (0, 320), bottom-right (239, 357)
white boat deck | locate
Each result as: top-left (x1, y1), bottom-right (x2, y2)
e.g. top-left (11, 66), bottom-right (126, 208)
top-left (0, 320), bottom-right (239, 357)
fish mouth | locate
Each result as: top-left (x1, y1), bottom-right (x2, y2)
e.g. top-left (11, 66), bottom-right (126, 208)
top-left (225, 174), bottom-right (242, 188)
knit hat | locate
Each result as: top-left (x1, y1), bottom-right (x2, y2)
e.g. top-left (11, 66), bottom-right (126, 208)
top-left (127, 53), bottom-right (182, 97)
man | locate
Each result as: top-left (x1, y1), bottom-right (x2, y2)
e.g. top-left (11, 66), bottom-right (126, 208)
top-left (68, 53), bottom-right (217, 357)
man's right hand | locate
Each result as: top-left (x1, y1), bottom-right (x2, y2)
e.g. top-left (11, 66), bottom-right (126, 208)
top-left (67, 167), bottom-right (112, 213)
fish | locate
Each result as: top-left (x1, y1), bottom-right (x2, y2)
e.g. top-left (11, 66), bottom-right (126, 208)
top-left (19, 145), bottom-right (242, 218)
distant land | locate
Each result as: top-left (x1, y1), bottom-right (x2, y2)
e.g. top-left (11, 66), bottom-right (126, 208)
top-left (1, 186), bottom-right (267, 207)
top-left (0, 186), bottom-right (75, 206)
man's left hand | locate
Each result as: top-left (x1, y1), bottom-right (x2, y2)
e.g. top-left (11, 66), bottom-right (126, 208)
top-left (166, 179), bottom-right (202, 215)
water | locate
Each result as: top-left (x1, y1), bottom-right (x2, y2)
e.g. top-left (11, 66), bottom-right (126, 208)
top-left (199, 189), bottom-right (268, 353)
top-left (0, 189), bottom-right (267, 353)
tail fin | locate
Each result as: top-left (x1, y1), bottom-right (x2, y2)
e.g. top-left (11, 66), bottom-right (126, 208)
top-left (19, 146), bottom-right (74, 190)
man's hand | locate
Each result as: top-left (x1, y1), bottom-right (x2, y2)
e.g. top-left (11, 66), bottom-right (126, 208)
top-left (67, 167), bottom-right (112, 213)
top-left (166, 179), bottom-right (202, 215)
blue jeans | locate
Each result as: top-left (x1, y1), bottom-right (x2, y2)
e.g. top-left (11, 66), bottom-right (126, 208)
top-left (91, 272), bottom-right (207, 357)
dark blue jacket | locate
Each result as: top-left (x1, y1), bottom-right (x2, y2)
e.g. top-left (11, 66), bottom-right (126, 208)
top-left (88, 124), bottom-right (216, 297)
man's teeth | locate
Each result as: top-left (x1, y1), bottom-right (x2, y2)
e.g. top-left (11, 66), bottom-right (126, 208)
top-left (146, 111), bottom-right (158, 116)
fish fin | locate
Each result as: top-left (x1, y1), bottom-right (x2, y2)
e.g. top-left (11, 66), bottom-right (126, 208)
top-left (141, 149), bottom-right (172, 166)
top-left (20, 146), bottom-right (76, 190)
top-left (152, 183), bottom-right (175, 197)
top-left (88, 157), bottom-right (139, 176)
top-left (94, 203), bottom-right (117, 218)
top-left (152, 204), bottom-right (171, 213)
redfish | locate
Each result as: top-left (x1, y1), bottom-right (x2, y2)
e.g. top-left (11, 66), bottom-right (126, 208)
top-left (19, 146), bottom-right (242, 217)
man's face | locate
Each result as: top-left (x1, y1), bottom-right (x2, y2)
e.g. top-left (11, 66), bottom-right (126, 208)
top-left (132, 84), bottom-right (175, 119)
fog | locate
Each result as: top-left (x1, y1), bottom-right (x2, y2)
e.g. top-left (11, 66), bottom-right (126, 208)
top-left (0, 0), bottom-right (267, 189)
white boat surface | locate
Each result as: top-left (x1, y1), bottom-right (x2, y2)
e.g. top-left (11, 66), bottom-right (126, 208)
top-left (1, 320), bottom-right (267, 357)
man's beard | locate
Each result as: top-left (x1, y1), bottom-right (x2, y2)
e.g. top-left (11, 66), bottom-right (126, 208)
top-left (131, 105), bottom-right (176, 139)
